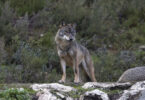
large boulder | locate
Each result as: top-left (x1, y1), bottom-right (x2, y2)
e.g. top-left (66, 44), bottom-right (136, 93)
top-left (139, 45), bottom-right (145, 51)
top-left (118, 66), bottom-right (145, 83)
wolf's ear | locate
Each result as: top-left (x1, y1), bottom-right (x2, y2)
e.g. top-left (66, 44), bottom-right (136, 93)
top-left (59, 22), bottom-right (66, 28)
top-left (59, 24), bottom-right (62, 28)
top-left (72, 23), bottom-right (77, 29)
top-left (62, 22), bottom-right (66, 26)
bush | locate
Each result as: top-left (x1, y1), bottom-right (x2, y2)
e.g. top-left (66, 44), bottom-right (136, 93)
top-left (14, 13), bottom-right (29, 40)
top-left (0, 37), bottom-right (7, 65)
top-left (0, 1), bottom-right (17, 44)
top-left (92, 49), bottom-right (144, 82)
top-left (10, 0), bottom-right (45, 16)
top-left (0, 88), bottom-right (31, 100)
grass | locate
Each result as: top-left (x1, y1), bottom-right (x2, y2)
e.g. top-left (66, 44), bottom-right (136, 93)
top-left (0, 83), bottom-right (32, 90)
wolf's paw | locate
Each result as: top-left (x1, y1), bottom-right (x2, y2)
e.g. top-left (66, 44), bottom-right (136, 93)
top-left (74, 80), bottom-right (81, 84)
top-left (74, 82), bottom-right (81, 85)
top-left (58, 80), bottom-right (65, 83)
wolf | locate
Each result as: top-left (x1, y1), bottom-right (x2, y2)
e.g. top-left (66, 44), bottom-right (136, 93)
top-left (55, 23), bottom-right (96, 83)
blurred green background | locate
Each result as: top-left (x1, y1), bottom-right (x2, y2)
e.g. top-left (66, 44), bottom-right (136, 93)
top-left (0, 0), bottom-right (145, 83)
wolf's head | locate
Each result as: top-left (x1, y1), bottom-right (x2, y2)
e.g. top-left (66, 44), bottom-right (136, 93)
top-left (56, 23), bottom-right (76, 42)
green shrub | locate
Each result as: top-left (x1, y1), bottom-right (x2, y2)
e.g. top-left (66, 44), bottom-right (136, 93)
top-left (10, 0), bottom-right (45, 16)
top-left (0, 2), bottom-right (17, 44)
top-left (92, 50), bottom-right (143, 82)
top-left (0, 88), bottom-right (31, 100)
top-left (0, 37), bottom-right (7, 65)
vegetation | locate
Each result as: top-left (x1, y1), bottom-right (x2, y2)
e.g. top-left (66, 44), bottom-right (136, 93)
top-left (0, 88), bottom-right (32, 100)
top-left (0, 0), bottom-right (145, 83)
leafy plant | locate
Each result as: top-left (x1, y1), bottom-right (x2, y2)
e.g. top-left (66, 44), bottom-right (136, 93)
top-left (0, 88), bottom-right (31, 100)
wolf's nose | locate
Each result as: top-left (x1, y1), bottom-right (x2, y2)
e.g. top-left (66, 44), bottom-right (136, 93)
top-left (69, 38), bottom-right (73, 41)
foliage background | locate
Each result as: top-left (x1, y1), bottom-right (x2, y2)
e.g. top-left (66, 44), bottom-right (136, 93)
top-left (0, 0), bottom-right (145, 83)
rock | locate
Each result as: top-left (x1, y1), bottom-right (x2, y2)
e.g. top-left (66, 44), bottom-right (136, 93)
top-left (139, 45), bottom-right (145, 51)
top-left (80, 89), bottom-right (109, 100)
top-left (31, 83), bottom-right (76, 92)
top-left (31, 83), bottom-right (75, 100)
top-left (36, 89), bottom-right (60, 100)
top-left (82, 82), bottom-right (131, 90)
top-left (109, 93), bottom-right (122, 100)
top-left (138, 90), bottom-right (145, 100)
top-left (118, 66), bottom-right (145, 83)
top-left (118, 81), bottom-right (145, 100)
top-left (30, 82), bottom-right (145, 100)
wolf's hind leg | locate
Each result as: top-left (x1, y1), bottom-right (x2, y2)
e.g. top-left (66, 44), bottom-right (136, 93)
top-left (82, 59), bottom-right (90, 78)
top-left (90, 64), bottom-right (97, 82)
top-left (59, 59), bottom-right (66, 83)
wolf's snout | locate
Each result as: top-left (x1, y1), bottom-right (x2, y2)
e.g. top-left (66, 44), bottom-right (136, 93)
top-left (69, 38), bottom-right (73, 41)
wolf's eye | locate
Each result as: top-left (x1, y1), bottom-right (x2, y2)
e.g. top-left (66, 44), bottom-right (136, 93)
top-left (59, 32), bottom-right (63, 36)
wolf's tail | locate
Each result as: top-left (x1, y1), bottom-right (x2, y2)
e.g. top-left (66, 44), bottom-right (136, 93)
top-left (82, 52), bottom-right (96, 82)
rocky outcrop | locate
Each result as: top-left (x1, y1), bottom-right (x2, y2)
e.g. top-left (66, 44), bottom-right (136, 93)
top-left (30, 81), bottom-right (145, 100)
top-left (31, 83), bottom-right (76, 100)
top-left (118, 81), bottom-right (145, 100)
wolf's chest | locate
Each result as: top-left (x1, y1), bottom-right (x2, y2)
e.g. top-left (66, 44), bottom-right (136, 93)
top-left (63, 54), bottom-right (73, 66)
top-left (58, 50), bottom-right (74, 66)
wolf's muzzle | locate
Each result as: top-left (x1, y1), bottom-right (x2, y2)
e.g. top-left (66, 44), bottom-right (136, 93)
top-left (69, 38), bottom-right (73, 41)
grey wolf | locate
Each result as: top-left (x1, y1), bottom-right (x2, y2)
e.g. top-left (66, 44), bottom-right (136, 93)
top-left (55, 23), bottom-right (96, 83)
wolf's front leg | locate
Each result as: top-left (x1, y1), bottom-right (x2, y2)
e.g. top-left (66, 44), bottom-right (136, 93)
top-left (59, 59), bottom-right (66, 83)
top-left (73, 59), bottom-right (80, 83)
